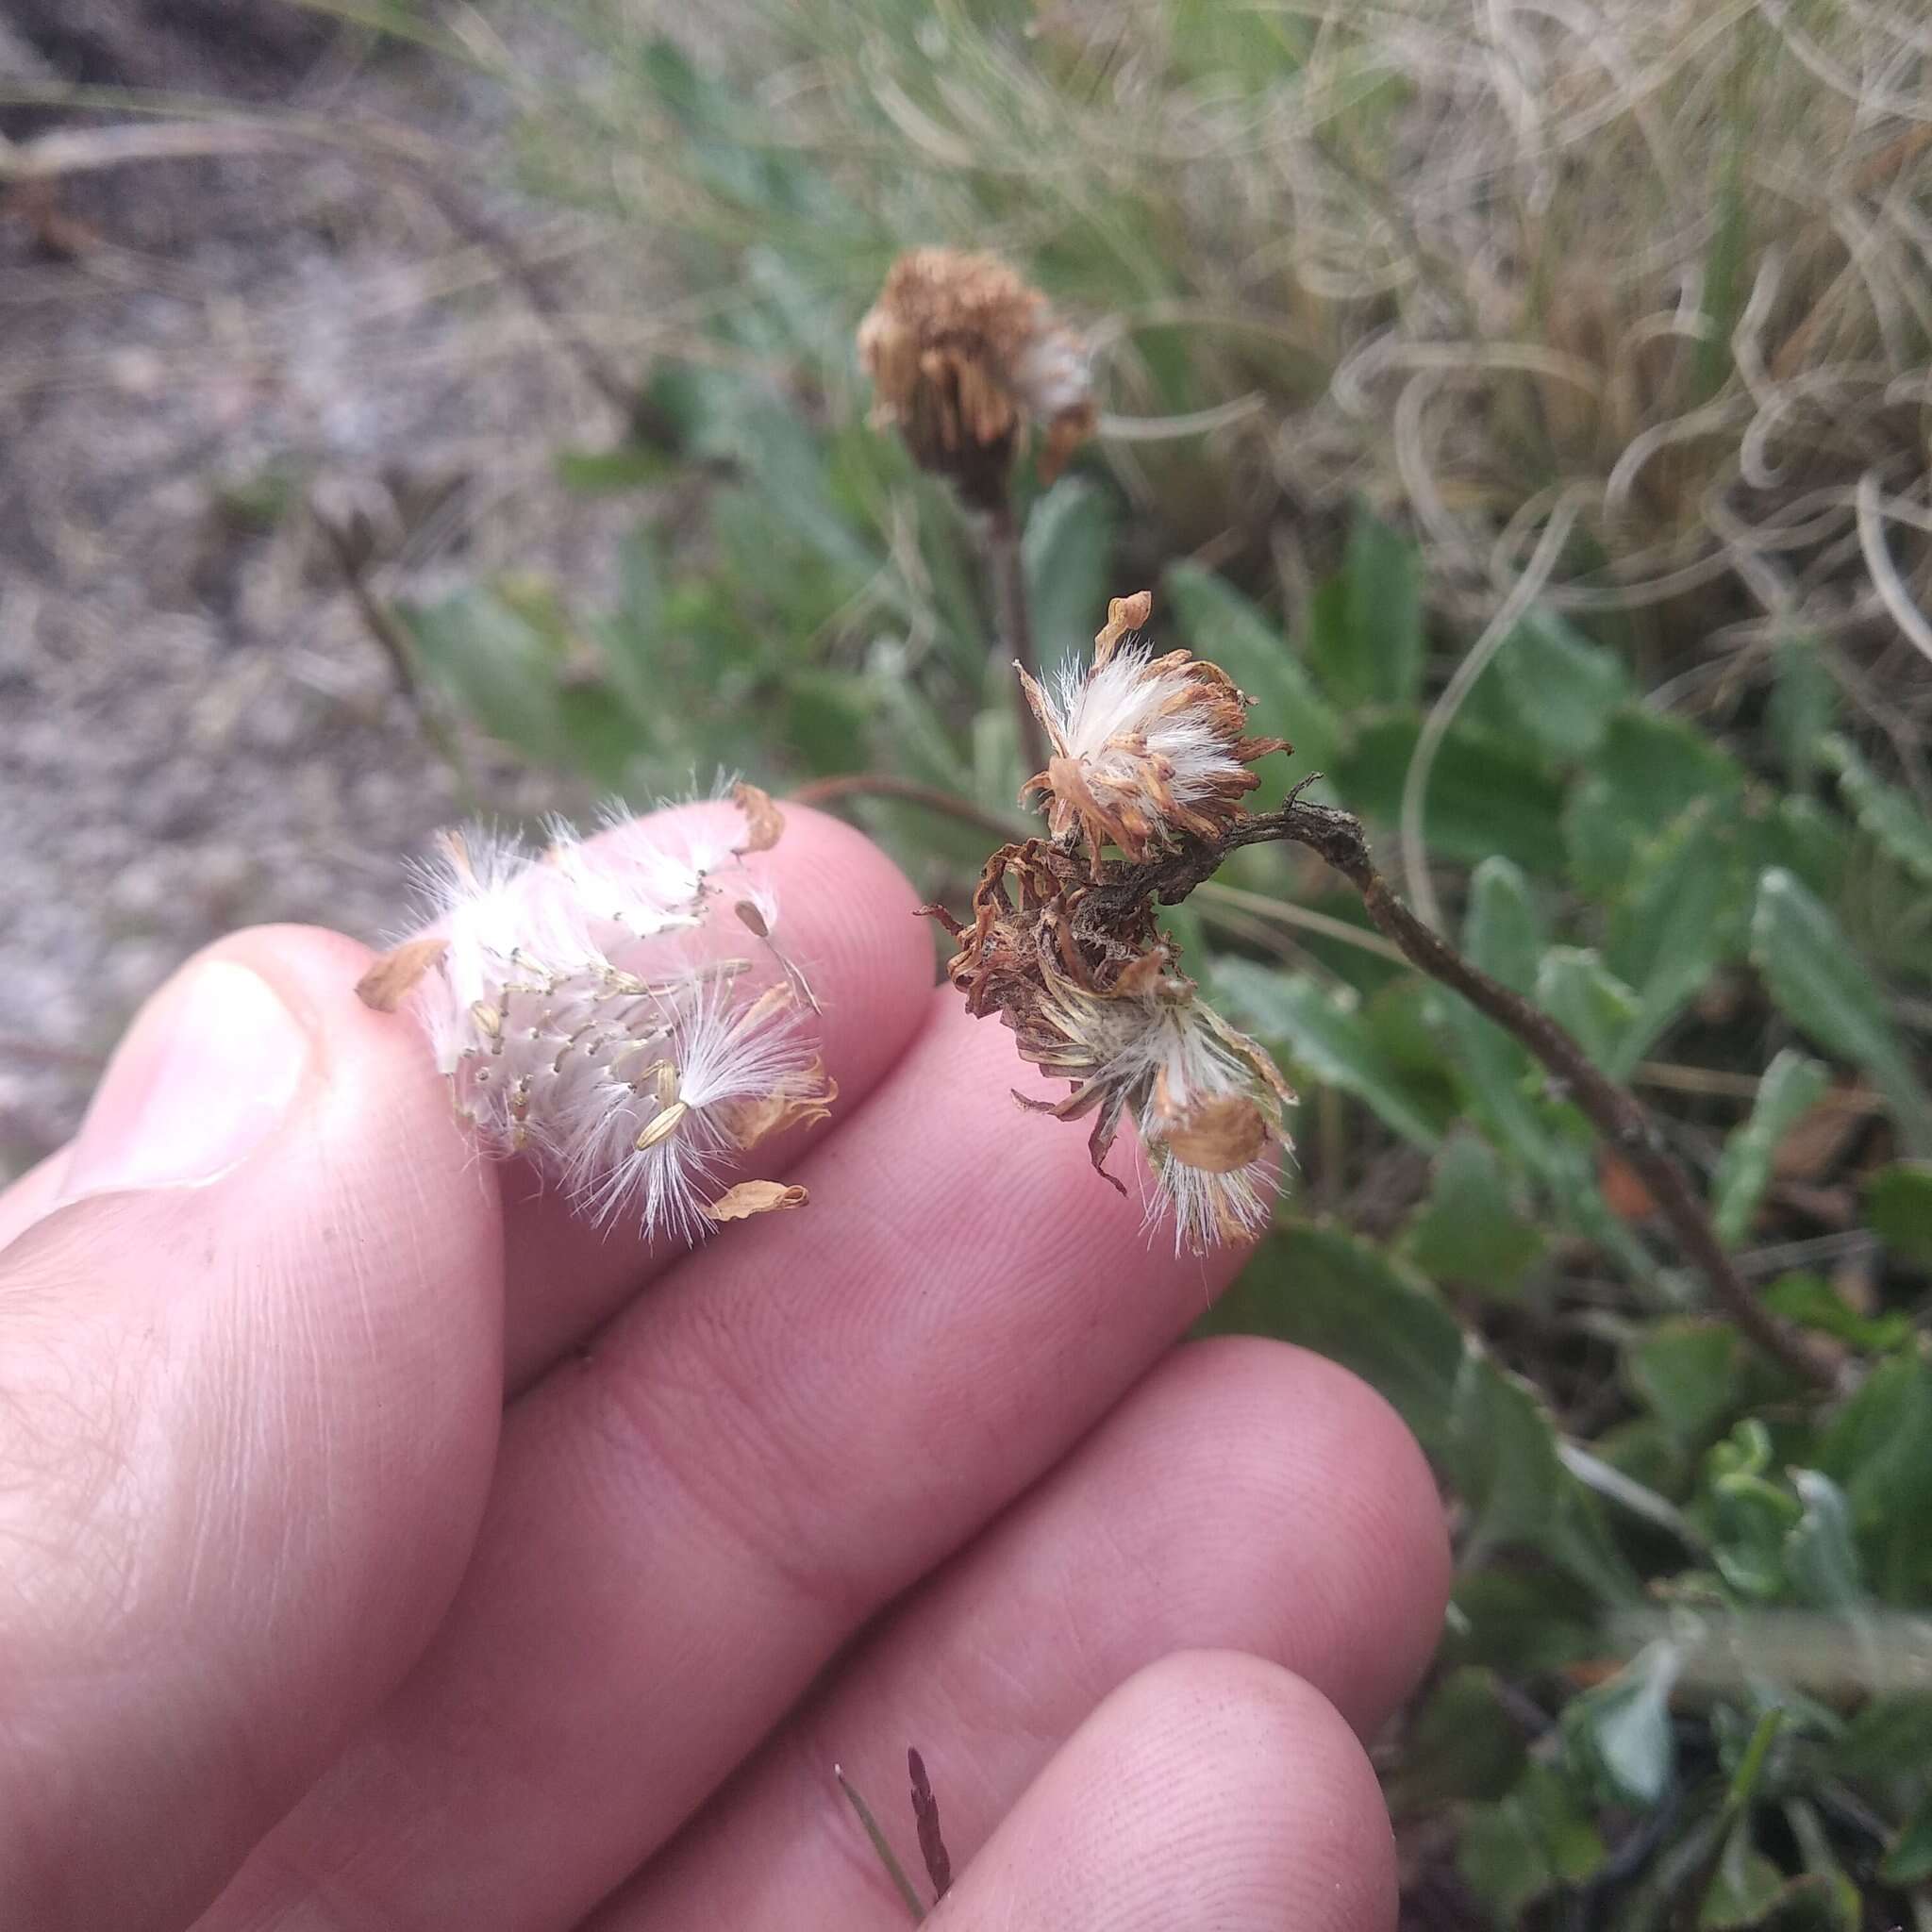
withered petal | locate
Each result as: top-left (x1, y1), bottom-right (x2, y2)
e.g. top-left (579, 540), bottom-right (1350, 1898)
top-left (355, 937), bottom-right (449, 1013)
top-left (731, 781), bottom-right (785, 853)
top-left (702, 1180), bottom-right (809, 1223)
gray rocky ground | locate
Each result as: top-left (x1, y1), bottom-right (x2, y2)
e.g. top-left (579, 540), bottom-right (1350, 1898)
top-left (0, 3), bottom-right (633, 1174)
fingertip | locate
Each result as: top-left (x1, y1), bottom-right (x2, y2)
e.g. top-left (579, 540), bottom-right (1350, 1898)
top-left (941, 1651), bottom-right (1395, 1932)
top-left (1159, 1339), bottom-right (1452, 1731)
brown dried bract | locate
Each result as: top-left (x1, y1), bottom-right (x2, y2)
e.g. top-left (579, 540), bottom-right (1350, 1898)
top-left (355, 937), bottom-right (449, 1013)
top-left (702, 1179), bottom-right (809, 1222)
top-left (858, 247), bottom-right (1095, 508)
top-left (731, 781), bottom-right (785, 854)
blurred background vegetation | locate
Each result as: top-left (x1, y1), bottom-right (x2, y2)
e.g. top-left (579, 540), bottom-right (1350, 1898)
top-left (12, 0), bottom-right (1932, 1924)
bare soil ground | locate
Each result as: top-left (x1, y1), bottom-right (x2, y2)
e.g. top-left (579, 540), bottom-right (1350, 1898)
top-left (0, 3), bottom-right (631, 1174)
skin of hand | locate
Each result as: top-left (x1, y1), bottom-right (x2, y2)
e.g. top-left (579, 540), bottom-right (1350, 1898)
top-left (0, 804), bottom-right (1451, 1932)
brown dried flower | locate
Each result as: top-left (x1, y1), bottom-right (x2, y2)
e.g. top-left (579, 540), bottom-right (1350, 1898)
top-left (857, 247), bottom-right (1096, 508)
top-left (927, 593), bottom-right (1297, 1251)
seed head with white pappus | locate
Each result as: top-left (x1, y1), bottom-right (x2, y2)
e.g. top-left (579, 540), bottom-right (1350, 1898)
top-left (355, 789), bottom-right (833, 1242)
top-left (1019, 591), bottom-right (1288, 875)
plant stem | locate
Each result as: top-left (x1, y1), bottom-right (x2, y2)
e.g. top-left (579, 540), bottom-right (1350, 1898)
top-left (788, 773), bottom-right (1027, 841)
top-left (1221, 791), bottom-right (1838, 1390)
top-left (986, 504), bottom-right (1050, 778)
top-left (834, 1766), bottom-right (926, 1923)
top-left (310, 508), bottom-right (479, 812)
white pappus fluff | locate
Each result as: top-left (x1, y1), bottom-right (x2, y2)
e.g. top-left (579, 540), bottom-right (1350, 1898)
top-left (1030, 969), bottom-right (1293, 1254)
top-left (1038, 644), bottom-right (1250, 811)
top-left (373, 807), bottom-right (829, 1244)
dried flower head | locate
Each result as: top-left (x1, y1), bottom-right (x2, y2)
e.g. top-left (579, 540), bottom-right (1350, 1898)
top-left (356, 787), bottom-right (834, 1243)
top-left (857, 246), bottom-right (1096, 508)
top-left (1019, 591), bottom-right (1289, 874)
top-left (927, 601), bottom-right (1297, 1251)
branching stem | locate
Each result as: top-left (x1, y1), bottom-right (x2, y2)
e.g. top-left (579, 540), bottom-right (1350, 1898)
top-left (987, 504), bottom-right (1050, 778)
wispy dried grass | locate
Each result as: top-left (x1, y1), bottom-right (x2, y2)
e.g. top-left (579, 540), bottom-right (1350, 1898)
top-left (526, 0), bottom-right (1932, 683)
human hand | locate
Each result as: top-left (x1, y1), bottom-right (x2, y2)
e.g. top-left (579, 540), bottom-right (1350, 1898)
top-left (0, 803), bottom-right (1449, 1931)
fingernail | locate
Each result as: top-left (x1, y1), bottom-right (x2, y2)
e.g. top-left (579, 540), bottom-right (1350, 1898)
top-left (62, 958), bottom-right (311, 1200)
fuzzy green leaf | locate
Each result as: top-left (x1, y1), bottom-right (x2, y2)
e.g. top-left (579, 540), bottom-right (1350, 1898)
top-left (1162, 560), bottom-right (1341, 783)
top-left (1403, 1131), bottom-right (1547, 1296)
top-left (1492, 609), bottom-right (1634, 762)
top-left (1466, 858), bottom-right (1545, 994)
top-left (1339, 715), bottom-right (1568, 874)
top-left (1022, 476), bottom-right (1119, 673)
top-left (1562, 1641), bottom-right (1682, 1807)
top-left (1607, 804), bottom-right (1751, 1064)
top-left (1823, 736), bottom-right (1932, 887)
top-left (1534, 948), bottom-right (1641, 1076)
top-left (1213, 962), bottom-right (1445, 1148)
top-left (1310, 511), bottom-right (1424, 708)
top-left (1711, 1050), bottom-right (1831, 1246)
top-left (1750, 870), bottom-right (1932, 1155)
top-left (1868, 1164), bottom-right (1932, 1268)
top-left (1566, 710), bottom-right (1747, 897)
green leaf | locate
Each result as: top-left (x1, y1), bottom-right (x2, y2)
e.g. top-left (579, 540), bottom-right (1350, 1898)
top-left (1457, 1765), bottom-right (1608, 1926)
top-left (1388, 1668), bottom-right (1529, 1814)
top-left (1867, 1164), bottom-right (1932, 1268)
top-left (1769, 635), bottom-right (1837, 788)
top-left (1492, 609), bottom-right (1634, 762)
top-left (1700, 1825), bottom-right (1786, 1930)
top-left (1880, 1790), bottom-right (1932, 1886)
top-left (553, 442), bottom-right (676, 494)
top-left (1762, 1273), bottom-right (1914, 1352)
top-left (1823, 736), bottom-right (1932, 887)
top-left (1162, 561), bottom-right (1341, 780)
top-left (1337, 714), bottom-right (1568, 874)
top-left (1628, 1320), bottom-right (1745, 1448)
top-left (1467, 857), bottom-right (1545, 994)
top-left (1566, 711), bottom-right (1747, 897)
top-left (1535, 948), bottom-right (1641, 1076)
top-left (1607, 805), bottom-right (1751, 1064)
top-left (1310, 511), bottom-right (1424, 708)
top-left (1812, 1357), bottom-right (1932, 1605)
top-left (399, 589), bottom-right (569, 766)
top-left (1212, 961), bottom-right (1446, 1148)
top-left (1022, 477), bottom-right (1118, 672)
top-left (1449, 1347), bottom-right (1571, 1559)
top-left (1750, 870), bottom-right (1932, 1155)
top-left (1403, 1131), bottom-right (1547, 1296)
top-left (1563, 1641), bottom-right (1682, 1807)
top-left (1783, 1470), bottom-right (1866, 1611)
top-left (1711, 1051), bottom-right (1831, 1246)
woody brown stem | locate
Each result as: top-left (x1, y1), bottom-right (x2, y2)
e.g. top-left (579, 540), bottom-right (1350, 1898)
top-left (1207, 793), bottom-right (1837, 1390)
top-left (987, 504), bottom-right (1051, 779)
top-left (788, 773), bottom-right (1027, 840)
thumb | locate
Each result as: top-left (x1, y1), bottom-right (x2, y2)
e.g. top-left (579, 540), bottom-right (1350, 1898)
top-left (0, 929), bottom-right (505, 1932)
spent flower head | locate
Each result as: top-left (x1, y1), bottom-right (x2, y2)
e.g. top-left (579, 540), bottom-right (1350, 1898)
top-left (857, 246), bottom-right (1096, 509)
top-left (356, 787), bottom-right (833, 1243)
top-left (1019, 591), bottom-right (1288, 874)
top-left (927, 596), bottom-right (1297, 1252)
